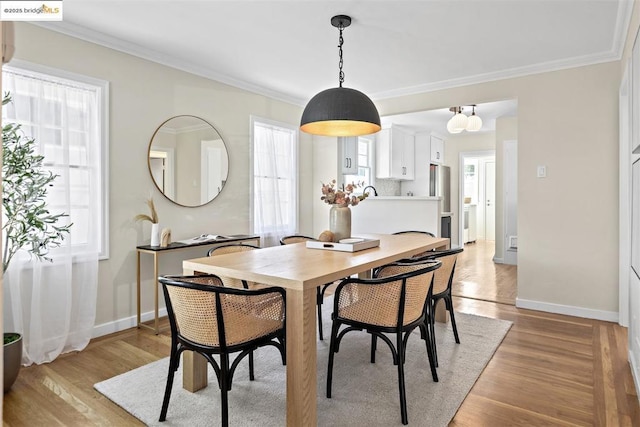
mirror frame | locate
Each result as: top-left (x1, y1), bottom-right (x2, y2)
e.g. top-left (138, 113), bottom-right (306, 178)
top-left (147, 115), bottom-right (229, 207)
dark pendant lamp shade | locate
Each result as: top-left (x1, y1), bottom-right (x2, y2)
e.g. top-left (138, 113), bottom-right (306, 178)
top-left (300, 15), bottom-right (381, 137)
top-left (300, 87), bottom-right (381, 137)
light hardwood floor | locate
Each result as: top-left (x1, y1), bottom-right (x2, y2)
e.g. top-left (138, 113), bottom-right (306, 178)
top-left (3, 245), bottom-right (639, 426)
top-left (453, 239), bottom-right (517, 305)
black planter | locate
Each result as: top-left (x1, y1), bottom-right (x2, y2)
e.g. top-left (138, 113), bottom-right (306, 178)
top-left (4, 332), bottom-right (22, 392)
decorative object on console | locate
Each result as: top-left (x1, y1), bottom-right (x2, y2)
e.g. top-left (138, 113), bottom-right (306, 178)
top-left (321, 179), bottom-right (368, 242)
top-left (319, 230), bottom-right (334, 242)
top-left (446, 105), bottom-right (482, 134)
top-left (160, 228), bottom-right (171, 248)
top-left (300, 15), bottom-right (380, 137)
top-left (134, 197), bottom-right (160, 246)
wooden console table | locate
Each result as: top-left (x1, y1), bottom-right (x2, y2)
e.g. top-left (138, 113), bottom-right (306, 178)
top-left (136, 234), bottom-right (260, 334)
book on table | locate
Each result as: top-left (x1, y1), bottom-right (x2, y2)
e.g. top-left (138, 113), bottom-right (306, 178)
top-left (176, 234), bottom-right (231, 245)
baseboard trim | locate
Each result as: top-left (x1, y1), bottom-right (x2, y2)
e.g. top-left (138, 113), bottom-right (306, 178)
top-left (92, 308), bottom-right (168, 338)
top-left (629, 349), bottom-right (640, 403)
top-left (493, 257), bottom-right (504, 264)
top-left (515, 298), bottom-right (619, 322)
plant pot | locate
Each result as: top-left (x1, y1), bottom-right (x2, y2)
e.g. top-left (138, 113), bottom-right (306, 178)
top-left (4, 332), bottom-right (22, 392)
top-left (150, 223), bottom-right (161, 246)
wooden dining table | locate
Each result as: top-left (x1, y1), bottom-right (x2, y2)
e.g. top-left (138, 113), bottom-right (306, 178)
top-left (181, 232), bottom-right (449, 426)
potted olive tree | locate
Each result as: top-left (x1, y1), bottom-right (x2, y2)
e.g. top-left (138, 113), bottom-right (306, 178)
top-left (2, 93), bottom-right (72, 391)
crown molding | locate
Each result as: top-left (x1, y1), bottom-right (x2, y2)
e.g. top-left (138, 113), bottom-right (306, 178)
top-left (371, 49), bottom-right (621, 101)
top-left (33, 0), bottom-right (633, 107)
top-left (31, 22), bottom-right (306, 106)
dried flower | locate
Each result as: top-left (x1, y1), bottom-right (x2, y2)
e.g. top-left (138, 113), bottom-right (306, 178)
top-left (134, 197), bottom-right (159, 224)
top-left (320, 179), bottom-right (368, 207)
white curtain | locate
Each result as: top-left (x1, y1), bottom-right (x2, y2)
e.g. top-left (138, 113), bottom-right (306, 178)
top-left (2, 68), bottom-right (100, 365)
top-left (253, 121), bottom-right (297, 247)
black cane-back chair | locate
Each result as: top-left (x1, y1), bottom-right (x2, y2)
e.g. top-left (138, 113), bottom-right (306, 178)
top-left (326, 259), bottom-right (441, 425)
top-left (424, 247), bottom-right (464, 366)
top-left (207, 243), bottom-right (262, 289)
top-left (280, 235), bottom-right (334, 340)
top-left (158, 274), bottom-right (286, 426)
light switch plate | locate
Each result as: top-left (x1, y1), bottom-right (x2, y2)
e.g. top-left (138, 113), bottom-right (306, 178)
top-left (537, 165), bottom-right (547, 178)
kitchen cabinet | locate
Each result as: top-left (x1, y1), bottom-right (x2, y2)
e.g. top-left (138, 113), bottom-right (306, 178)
top-left (339, 137), bottom-right (358, 174)
top-left (430, 135), bottom-right (444, 164)
top-left (376, 125), bottom-right (415, 180)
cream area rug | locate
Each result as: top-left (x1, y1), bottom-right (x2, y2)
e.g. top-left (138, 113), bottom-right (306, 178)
top-left (95, 300), bottom-right (511, 426)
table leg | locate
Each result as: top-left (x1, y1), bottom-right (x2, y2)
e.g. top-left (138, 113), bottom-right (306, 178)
top-left (183, 352), bottom-right (208, 392)
top-left (136, 251), bottom-right (141, 328)
top-left (286, 287), bottom-right (317, 427)
top-left (154, 252), bottom-right (160, 334)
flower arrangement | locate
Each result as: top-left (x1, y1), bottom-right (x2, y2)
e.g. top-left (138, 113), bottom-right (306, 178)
top-left (320, 179), bottom-right (368, 207)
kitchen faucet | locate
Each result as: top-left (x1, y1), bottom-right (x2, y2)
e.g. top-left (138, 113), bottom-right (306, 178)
top-left (363, 185), bottom-right (378, 197)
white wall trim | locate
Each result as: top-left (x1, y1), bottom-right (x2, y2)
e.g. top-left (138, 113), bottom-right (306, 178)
top-left (92, 308), bottom-right (168, 338)
top-left (492, 256), bottom-right (504, 264)
top-left (516, 298), bottom-right (618, 323)
top-left (630, 349), bottom-right (640, 404)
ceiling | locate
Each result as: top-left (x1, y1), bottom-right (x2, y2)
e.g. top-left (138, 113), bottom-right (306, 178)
top-left (38, 0), bottom-right (631, 134)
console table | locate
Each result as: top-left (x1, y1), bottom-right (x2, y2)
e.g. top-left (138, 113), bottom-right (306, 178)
top-left (136, 234), bottom-right (260, 334)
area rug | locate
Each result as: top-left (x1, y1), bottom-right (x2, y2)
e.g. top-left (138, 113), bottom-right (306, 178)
top-left (95, 301), bottom-right (511, 426)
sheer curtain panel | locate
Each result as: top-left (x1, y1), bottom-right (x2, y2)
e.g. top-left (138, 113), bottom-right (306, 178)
top-left (2, 66), bottom-right (102, 365)
top-left (251, 119), bottom-right (298, 247)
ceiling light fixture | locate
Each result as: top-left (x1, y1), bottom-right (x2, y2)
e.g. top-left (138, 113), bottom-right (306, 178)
top-left (300, 15), bottom-right (381, 137)
top-left (446, 105), bottom-right (483, 134)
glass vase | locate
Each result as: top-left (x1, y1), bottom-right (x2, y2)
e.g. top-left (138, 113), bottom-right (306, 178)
top-left (329, 205), bottom-right (351, 242)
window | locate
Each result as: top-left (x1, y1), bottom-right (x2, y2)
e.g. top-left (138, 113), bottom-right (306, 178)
top-left (345, 136), bottom-right (374, 188)
top-left (250, 117), bottom-right (298, 247)
top-left (2, 60), bottom-right (109, 258)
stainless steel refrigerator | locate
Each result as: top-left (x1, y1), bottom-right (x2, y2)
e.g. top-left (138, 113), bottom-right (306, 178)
top-left (429, 164), bottom-right (451, 212)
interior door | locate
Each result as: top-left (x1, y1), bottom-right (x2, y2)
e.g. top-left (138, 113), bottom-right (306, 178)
top-left (485, 161), bottom-right (496, 241)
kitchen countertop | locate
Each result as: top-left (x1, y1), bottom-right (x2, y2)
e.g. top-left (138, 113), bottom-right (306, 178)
top-left (365, 196), bottom-right (441, 201)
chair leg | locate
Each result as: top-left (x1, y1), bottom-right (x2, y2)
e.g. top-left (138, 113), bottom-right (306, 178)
top-left (396, 332), bottom-right (408, 425)
top-left (159, 351), bottom-right (179, 421)
top-left (326, 321), bottom-right (340, 398)
top-left (249, 350), bottom-right (255, 381)
top-left (370, 334), bottom-right (377, 363)
top-left (420, 324), bottom-right (438, 382)
top-left (446, 295), bottom-right (461, 344)
top-left (317, 287), bottom-right (324, 341)
top-left (430, 301), bottom-right (439, 367)
top-left (220, 353), bottom-right (230, 427)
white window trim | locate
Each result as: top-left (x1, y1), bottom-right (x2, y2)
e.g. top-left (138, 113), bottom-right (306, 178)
top-left (5, 59), bottom-right (110, 260)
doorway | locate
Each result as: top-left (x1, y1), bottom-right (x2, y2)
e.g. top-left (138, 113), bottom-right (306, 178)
top-left (459, 151), bottom-right (495, 245)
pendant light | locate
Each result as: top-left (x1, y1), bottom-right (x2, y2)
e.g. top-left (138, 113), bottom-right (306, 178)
top-left (446, 105), bottom-right (483, 134)
top-left (466, 105), bottom-right (483, 132)
top-left (447, 107), bottom-right (467, 134)
top-left (300, 15), bottom-right (381, 137)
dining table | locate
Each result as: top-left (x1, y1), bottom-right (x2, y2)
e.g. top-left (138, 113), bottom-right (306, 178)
top-left (181, 232), bottom-right (449, 426)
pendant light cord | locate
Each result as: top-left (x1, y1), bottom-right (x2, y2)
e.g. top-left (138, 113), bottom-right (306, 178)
top-left (338, 24), bottom-right (344, 88)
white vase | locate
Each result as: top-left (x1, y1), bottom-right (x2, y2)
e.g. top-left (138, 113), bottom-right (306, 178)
top-left (329, 205), bottom-right (351, 242)
top-left (150, 223), bottom-right (161, 246)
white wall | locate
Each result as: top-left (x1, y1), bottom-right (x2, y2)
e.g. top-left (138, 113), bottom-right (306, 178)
top-left (363, 62), bottom-right (620, 320)
top-left (12, 23), bottom-right (314, 331)
top-left (495, 117), bottom-right (518, 262)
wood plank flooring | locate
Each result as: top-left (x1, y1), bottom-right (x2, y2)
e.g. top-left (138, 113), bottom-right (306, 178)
top-left (3, 243), bottom-right (639, 426)
top-left (453, 239), bottom-right (517, 305)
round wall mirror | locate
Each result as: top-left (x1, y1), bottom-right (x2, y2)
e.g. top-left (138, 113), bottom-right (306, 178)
top-left (148, 115), bottom-right (229, 207)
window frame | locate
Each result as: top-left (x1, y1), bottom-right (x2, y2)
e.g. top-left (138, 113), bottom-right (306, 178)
top-left (3, 59), bottom-right (110, 259)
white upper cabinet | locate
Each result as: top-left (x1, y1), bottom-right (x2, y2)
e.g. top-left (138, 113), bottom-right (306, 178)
top-left (376, 125), bottom-right (415, 180)
top-left (339, 137), bottom-right (358, 174)
top-left (430, 135), bottom-right (444, 164)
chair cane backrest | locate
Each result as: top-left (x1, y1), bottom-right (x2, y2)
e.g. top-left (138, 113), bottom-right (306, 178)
top-left (335, 260), bottom-right (441, 328)
top-left (425, 247), bottom-right (464, 295)
top-left (159, 274), bottom-right (285, 349)
top-left (280, 235), bottom-right (317, 245)
top-left (207, 243), bottom-right (261, 288)
top-left (392, 230), bottom-right (437, 259)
